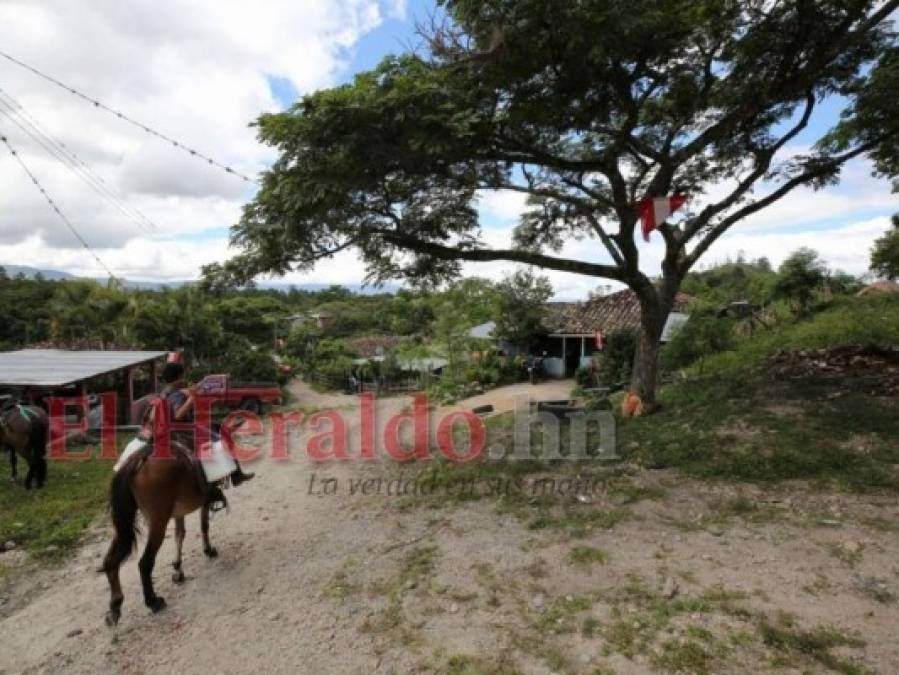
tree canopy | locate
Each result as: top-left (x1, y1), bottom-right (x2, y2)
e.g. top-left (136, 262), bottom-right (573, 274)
top-left (205, 0), bottom-right (899, 400)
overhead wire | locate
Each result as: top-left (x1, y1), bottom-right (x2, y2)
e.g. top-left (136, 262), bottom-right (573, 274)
top-left (0, 89), bottom-right (159, 234)
top-left (0, 131), bottom-right (118, 280)
top-left (0, 49), bottom-right (258, 184)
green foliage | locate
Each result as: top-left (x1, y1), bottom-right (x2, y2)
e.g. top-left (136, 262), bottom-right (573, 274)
top-left (697, 294), bottom-right (899, 374)
top-left (303, 338), bottom-right (356, 390)
top-left (662, 308), bottom-right (736, 371)
top-left (774, 248), bottom-right (827, 314)
top-left (870, 214), bottom-right (899, 280)
top-left (197, 335), bottom-right (280, 384)
top-left (209, 0), bottom-right (897, 291)
top-left (0, 274), bottom-right (55, 348)
top-left (681, 258), bottom-right (778, 306)
top-left (215, 294), bottom-right (288, 345)
top-left (202, 1), bottom-right (896, 403)
top-left (494, 270), bottom-right (552, 350)
top-left (620, 294), bottom-right (899, 490)
top-left (597, 329), bottom-right (637, 386)
top-left (0, 453), bottom-right (114, 561)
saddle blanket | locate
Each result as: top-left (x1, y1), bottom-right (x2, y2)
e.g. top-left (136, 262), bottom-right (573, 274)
top-left (114, 437), bottom-right (237, 482)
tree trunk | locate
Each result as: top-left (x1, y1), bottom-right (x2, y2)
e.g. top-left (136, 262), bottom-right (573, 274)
top-left (629, 285), bottom-right (673, 406)
top-left (630, 313), bottom-right (663, 405)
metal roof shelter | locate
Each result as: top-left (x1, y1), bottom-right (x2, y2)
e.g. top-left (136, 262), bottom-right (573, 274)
top-left (0, 349), bottom-right (167, 387)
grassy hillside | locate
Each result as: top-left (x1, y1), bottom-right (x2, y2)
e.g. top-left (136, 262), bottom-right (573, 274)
top-left (620, 294), bottom-right (899, 491)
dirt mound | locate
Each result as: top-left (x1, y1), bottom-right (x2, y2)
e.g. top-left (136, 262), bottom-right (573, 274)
top-left (768, 344), bottom-right (899, 394)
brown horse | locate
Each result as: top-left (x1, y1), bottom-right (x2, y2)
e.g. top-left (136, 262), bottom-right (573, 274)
top-left (102, 423), bottom-right (237, 626)
top-left (0, 403), bottom-right (49, 489)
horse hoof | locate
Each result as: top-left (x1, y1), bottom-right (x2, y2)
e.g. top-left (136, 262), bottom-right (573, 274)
top-left (172, 570), bottom-right (185, 584)
top-left (147, 596), bottom-right (167, 613)
top-left (204, 546), bottom-right (218, 558)
top-left (105, 610), bottom-right (120, 627)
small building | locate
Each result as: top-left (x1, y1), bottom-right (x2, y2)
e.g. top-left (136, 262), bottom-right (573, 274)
top-left (0, 349), bottom-right (168, 423)
top-left (537, 290), bottom-right (692, 378)
top-left (288, 310), bottom-right (334, 331)
top-left (466, 320), bottom-right (521, 356)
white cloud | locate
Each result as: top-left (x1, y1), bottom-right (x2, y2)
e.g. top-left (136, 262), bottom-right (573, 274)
top-left (477, 189), bottom-right (528, 225)
top-left (0, 0), bottom-right (398, 275)
top-left (701, 216), bottom-right (893, 275)
top-left (0, 2), bottom-right (895, 296)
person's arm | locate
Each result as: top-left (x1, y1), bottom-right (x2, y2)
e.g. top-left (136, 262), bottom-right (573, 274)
top-left (173, 388), bottom-right (196, 421)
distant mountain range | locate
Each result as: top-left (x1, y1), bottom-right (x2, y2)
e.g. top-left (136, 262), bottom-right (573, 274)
top-left (0, 263), bottom-right (397, 294)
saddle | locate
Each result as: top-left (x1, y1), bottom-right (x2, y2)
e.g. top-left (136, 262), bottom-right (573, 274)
top-left (123, 433), bottom-right (228, 512)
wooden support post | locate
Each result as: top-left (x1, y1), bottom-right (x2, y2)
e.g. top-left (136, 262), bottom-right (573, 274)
top-left (151, 358), bottom-right (159, 393)
top-left (126, 366), bottom-right (134, 423)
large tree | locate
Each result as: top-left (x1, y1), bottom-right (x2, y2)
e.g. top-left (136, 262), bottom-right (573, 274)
top-left (205, 0), bottom-right (899, 403)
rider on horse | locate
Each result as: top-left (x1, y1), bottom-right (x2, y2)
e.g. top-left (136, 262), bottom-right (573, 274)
top-left (157, 361), bottom-right (254, 487)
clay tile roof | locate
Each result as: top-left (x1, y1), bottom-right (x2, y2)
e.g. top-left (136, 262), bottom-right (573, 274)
top-left (543, 289), bottom-right (692, 335)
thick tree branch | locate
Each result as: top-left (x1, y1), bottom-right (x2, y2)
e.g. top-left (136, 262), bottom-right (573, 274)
top-left (377, 231), bottom-right (626, 281)
top-left (683, 89), bottom-right (818, 242)
top-left (682, 137), bottom-right (888, 272)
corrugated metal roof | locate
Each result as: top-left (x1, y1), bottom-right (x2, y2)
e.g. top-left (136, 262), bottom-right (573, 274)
top-left (0, 349), bottom-right (168, 387)
top-left (467, 321), bottom-right (496, 339)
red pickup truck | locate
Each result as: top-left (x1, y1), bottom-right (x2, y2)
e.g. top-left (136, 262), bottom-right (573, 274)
top-left (129, 374), bottom-right (282, 425)
top-left (194, 374), bottom-right (282, 415)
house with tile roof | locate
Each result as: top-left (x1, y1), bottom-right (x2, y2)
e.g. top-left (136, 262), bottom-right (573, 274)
top-left (536, 289), bottom-right (692, 378)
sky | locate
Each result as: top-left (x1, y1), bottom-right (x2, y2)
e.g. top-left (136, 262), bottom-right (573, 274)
top-left (0, 0), bottom-right (895, 299)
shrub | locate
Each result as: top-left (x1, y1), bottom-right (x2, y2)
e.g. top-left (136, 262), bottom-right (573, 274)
top-left (596, 329), bottom-right (637, 385)
top-left (661, 310), bottom-right (737, 371)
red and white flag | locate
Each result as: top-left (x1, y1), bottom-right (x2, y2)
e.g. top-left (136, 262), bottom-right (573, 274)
top-left (638, 195), bottom-right (687, 241)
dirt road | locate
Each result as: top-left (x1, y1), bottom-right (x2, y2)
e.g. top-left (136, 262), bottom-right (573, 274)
top-left (1, 379), bottom-right (898, 674)
top-left (0, 380), bottom-right (569, 673)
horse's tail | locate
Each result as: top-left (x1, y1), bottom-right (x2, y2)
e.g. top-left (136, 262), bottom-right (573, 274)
top-left (108, 455), bottom-right (141, 558)
top-left (26, 409), bottom-right (49, 484)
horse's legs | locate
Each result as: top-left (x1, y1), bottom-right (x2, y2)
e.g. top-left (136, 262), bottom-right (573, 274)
top-left (138, 514), bottom-right (169, 613)
top-left (102, 534), bottom-right (130, 626)
top-left (171, 517), bottom-right (186, 583)
top-left (201, 504), bottom-right (217, 558)
top-left (23, 455), bottom-right (34, 490)
top-left (7, 447), bottom-right (16, 483)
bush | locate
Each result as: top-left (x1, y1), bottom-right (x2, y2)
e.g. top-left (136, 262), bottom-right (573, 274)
top-left (596, 329), bottom-right (637, 385)
top-left (661, 310), bottom-right (737, 371)
top-left (302, 338), bottom-right (356, 389)
top-left (195, 334), bottom-right (280, 383)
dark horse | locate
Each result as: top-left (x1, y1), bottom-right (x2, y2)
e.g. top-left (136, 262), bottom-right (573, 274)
top-left (102, 419), bottom-right (239, 626)
top-left (0, 403), bottom-right (49, 489)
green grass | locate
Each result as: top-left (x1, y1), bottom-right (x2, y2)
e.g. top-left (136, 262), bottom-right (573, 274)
top-left (567, 545), bottom-right (609, 567)
top-left (536, 594), bottom-right (594, 634)
top-left (619, 295), bottom-right (899, 491)
top-left (0, 452), bottom-right (112, 564)
top-left (696, 294), bottom-right (899, 373)
top-left (652, 639), bottom-right (713, 674)
top-left (759, 615), bottom-right (868, 674)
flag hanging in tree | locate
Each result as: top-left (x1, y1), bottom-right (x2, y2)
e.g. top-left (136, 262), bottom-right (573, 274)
top-left (638, 195), bottom-right (687, 241)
